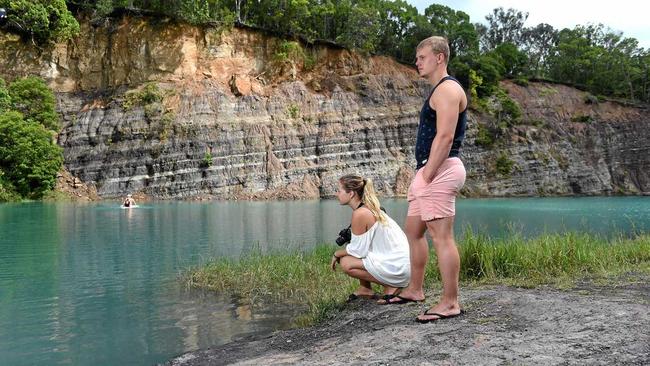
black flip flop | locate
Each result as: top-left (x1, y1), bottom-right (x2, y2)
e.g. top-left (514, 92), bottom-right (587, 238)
top-left (386, 295), bottom-right (425, 305)
top-left (415, 309), bottom-right (465, 323)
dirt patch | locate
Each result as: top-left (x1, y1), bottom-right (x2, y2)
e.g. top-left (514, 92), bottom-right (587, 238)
top-left (53, 169), bottom-right (99, 201)
top-left (164, 276), bottom-right (649, 365)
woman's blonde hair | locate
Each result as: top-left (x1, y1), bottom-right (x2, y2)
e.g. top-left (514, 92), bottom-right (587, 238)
top-left (339, 174), bottom-right (387, 224)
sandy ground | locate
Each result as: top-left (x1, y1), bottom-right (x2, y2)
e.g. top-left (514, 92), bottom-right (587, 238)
top-left (165, 275), bottom-right (649, 365)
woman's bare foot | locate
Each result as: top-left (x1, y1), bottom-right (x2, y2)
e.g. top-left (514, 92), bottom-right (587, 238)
top-left (386, 287), bottom-right (425, 304)
top-left (353, 286), bottom-right (375, 297)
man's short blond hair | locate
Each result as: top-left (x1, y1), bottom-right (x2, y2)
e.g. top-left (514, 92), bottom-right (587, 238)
top-left (417, 36), bottom-right (450, 64)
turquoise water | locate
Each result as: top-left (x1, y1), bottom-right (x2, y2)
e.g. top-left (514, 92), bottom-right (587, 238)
top-left (0, 197), bottom-right (649, 365)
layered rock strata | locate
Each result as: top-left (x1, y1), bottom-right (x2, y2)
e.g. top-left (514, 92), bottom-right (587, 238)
top-left (1, 18), bottom-right (648, 199)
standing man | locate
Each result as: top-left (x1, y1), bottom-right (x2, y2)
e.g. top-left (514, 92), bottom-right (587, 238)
top-left (388, 36), bottom-right (467, 323)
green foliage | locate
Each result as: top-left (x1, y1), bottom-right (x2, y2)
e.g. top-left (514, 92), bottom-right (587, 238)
top-left (459, 231), bottom-right (650, 283)
top-left (0, 79), bottom-right (11, 112)
top-left (495, 152), bottom-right (514, 175)
top-left (0, 170), bottom-right (21, 202)
top-left (467, 69), bottom-right (482, 108)
top-left (470, 54), bottom-right (503, 97)
top-left (0, 111), bottom-right (63, 198)
top-left (493, 88), bottom-right (522, 125)
top-left (335, 5), bottom-right (380, 53)
top-left (475, 122), bottom-right (495, 147)
top-left (491, 42), bottom-right (528, 77)
top-left (185, 244), bottom-right (363, 326)
top-left (201, 152), bottom-right (212, 168)
top-left (275, 40), bottom-right (305, 63)
top-left (123, 83), bottom-right (164, 110)
top-left (513, 77), bottom-right (529, 86)
top-left (175, 0), bottom-right (235, 26)
top-left (521, 23), bottom-right (558, 77)
top-left (1, 0), bottom-right (80, 43)
top-left (571, 114), bottom-right (593, 123)
top-left (546, 24), bottom-right (647, 101)
top-left (287, 104), bottom-right (300, 119)
top-left (424, 4), bottom-right (479, 57)
top-left (584, 93), bottom-right (599, 104)
top-left (48, 2), bottom-right (650, 104)
top-left (0, 76), bottom-right (62, 200)
top-left (482, 7), bottom-right (529, 51)
top-left (7, 77), bottom-right (60, 132)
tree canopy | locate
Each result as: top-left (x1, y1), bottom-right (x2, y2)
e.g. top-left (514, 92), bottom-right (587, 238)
top-left (56, 1), bottom-right (650, 103)
top-left (2, 1), bottom-right (648, 103)
top-left (0, 77), bottom-right (63, 201)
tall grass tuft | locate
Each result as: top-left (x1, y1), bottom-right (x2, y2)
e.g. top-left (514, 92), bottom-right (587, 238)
top-left (458, 231), bottom-right (650, 285)
top-left (185, 232), bottom-right (650, 326)
top-left (185, 245), bottom-right (359, 326)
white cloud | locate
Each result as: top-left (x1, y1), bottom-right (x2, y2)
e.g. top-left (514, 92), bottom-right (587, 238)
top-left (407, 0), bottom-right (650, 48)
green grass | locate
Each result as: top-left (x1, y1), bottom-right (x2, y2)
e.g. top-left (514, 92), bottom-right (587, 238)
top-left (184, 232), bottom-right (650, 326)
top-left (457, 231), bottom-right (650, 286)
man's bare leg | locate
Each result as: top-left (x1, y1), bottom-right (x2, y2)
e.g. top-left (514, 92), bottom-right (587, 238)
top-left (417, 216), bottom-right (462, 321)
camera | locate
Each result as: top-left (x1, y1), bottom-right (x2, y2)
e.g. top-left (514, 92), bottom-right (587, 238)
top-left (335, 225), bottom-right (352, 246)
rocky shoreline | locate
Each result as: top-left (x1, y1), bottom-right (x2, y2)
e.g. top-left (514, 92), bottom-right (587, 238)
top-left (164, 275), bottom-right (649, 365)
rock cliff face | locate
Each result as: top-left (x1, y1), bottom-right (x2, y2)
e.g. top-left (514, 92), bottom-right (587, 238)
top-left (1, 18), bottom-right (648, 199)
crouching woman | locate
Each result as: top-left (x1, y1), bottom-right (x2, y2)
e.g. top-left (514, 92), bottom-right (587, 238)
top-left (331, 174), bottom-right (411, 303)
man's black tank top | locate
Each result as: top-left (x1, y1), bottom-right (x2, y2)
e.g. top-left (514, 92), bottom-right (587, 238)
top-left (415, 75), bottom-right (467, 169)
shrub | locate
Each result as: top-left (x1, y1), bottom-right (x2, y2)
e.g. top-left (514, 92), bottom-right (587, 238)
top-left (571, 114), bottom-right (593, 123)
top-left (471, 54), bottom-right (504, 98)
top-left (513, 77), bottom-right (529, 87)
top-left (494, 88), bottom-right (522, 126)
top-left (584, 94), bottom-right (599, 104)
top-left (8, 76), bottom-right (60, 131)
top-left (123, 83), bottom-right (164, 110)
top-left (0, 78), bottom-right (11, 112)
top-left (287, 104), bottom-right (300, 119)
top-left (475, 122), bottom-right (495, 147)
top-left (495, 153), bottom-right (514, 176)
top-left (275, 41), bottom-right (302, 63)
top-left (201, 152), bottom-right (213, 168)
top-left (0, 111), bottom-right (63, 198)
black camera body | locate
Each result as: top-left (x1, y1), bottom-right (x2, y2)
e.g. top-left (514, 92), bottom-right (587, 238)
top-left (335, 226), bottom-right (352, 246)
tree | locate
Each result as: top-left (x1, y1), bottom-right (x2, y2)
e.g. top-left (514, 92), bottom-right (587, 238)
top-left (0, 111), bottom-right (63, 198)
top-left (8, 76), bottom-right (60, 132)
top-left (373, 0), bottom-right (418, 61)
top-left (521, 23), bottom-right (558, 77)
top-left (1, 0), bottom-right (80, 43)
top-left (398, 15), bottom-right (435, 64)
top-left (482, 7), bottom-right (528, 51)
top-left (335, 3), bottom-right (380, 52)
top-left (470, 54), bottom-right (504, 97)
top-left (424, 4), bottom-right (479, 58)
top-left (490, 42), bottom-right (528, 77)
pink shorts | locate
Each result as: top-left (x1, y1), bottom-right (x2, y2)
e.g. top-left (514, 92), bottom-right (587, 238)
top-left (407, 157), bottom-right (466, 221)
